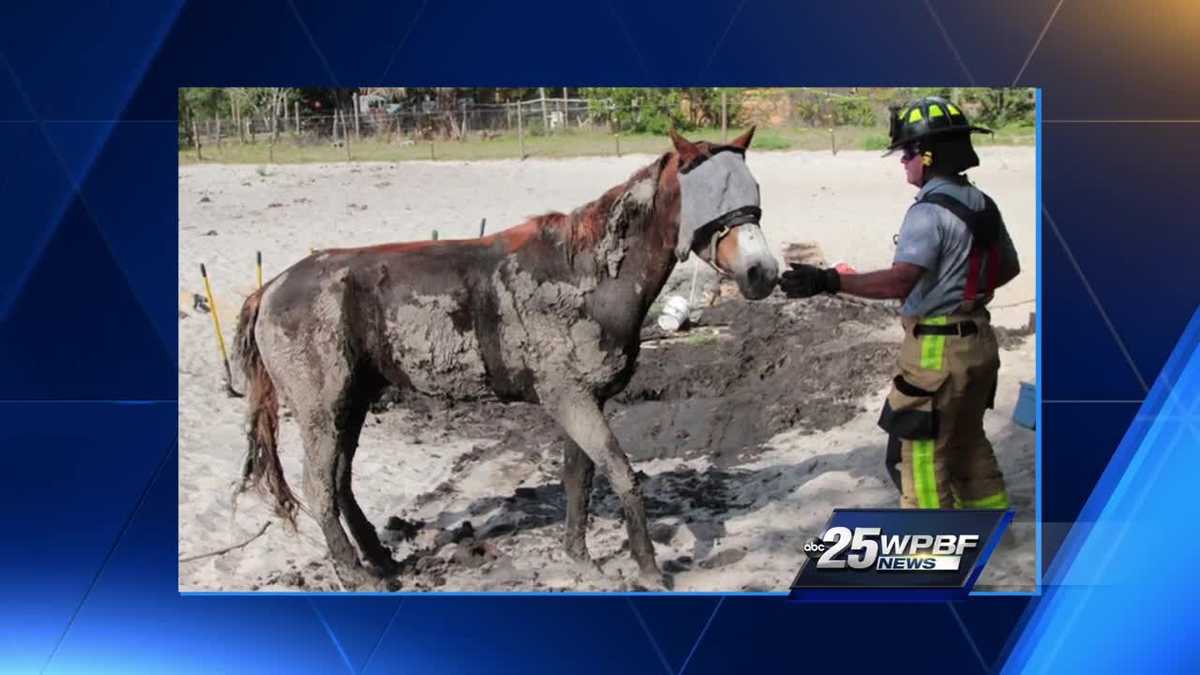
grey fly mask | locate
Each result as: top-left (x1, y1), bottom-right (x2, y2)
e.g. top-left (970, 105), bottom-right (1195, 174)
top-left (676, 149), bottom-right (762, 262)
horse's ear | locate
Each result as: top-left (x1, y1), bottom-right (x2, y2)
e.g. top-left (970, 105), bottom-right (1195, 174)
top-left (669, 128), bottom-right (700, 163)
top-left (729, 126), bottom-right (756, 150)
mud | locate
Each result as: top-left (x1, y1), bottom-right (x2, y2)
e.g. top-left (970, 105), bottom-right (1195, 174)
top-left (366, 294), bottom-right (900, 469)
top-left (613, 295), bottom-right (899, 464)
top-left (242, 295), bottom-right (1027, 593)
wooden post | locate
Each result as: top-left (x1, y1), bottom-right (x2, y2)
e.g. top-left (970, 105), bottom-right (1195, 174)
top-left (517, 102), bottom-right (525, 158)
top-left (562, 87), bottom-right (569, 130)
top-left (332, 110), bottom-right (339, 145)
top-left (431, 229), bottom-right (438, 241)
top-left (215, 116), bottom-right (222, 150)
top-left (341, 109), bottom-right (352, 161)
top-left (233, 97), bottom-right (240, 143)
top-left (461, 100), bottom-right (468, 140)
top-left (269, 101), bottom-right (278, 164)
top-left (352, 93), bottom-right (361, 142)
top-left (479, 217), bottom-right (487, 237)
top-left (539, 87), bottom-right (549, 130)
top-left (430, 136), bottom-right (435, 160)
top-left (294, 101), bottom-right (300, 135)
top-left (830, 126), bottom-right (837, 155)
top-left (613, 107), bottom-right (620, 157)
top-left (271, 92), bottom-right (281, 145)
top-left (192, 120), bottom-right (202, 160)
top-left (721, 90), bottom-right (728, 142)
top-left (248, 118), bottom-right (255, 144)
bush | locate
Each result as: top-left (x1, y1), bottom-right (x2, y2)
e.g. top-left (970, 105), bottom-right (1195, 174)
top-left (580, 88), bottom-right (744, 134)
top-left (832, 98), bottom-right (878, 126)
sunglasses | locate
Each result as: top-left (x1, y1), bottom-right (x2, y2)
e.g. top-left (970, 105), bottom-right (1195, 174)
top-left (901, 145), bottom-right (920, 161)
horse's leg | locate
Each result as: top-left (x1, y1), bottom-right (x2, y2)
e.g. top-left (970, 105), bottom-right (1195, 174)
top-left (334, 381), bottom-right (397, 576)
top-left (562, 437), bottom-right (596, 564)
top-left (544, 388), bottom-right (663, 588)
top-left (296, 408), bottom-right (374, 588)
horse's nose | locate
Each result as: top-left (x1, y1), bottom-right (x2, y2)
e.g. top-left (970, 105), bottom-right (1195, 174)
top-left (747, 263), bottom-right (766, 288)
top-left (740, 261), bottom-right (778, 300)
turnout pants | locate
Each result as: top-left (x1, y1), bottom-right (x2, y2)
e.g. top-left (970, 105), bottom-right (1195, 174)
top-left (878, 310), bottom-right (1009, 509)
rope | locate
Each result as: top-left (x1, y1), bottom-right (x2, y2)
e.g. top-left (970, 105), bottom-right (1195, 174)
top-left (988, 297), bottom-right (1035, 310)
top-left (180, 521), bottom-right (272, 563)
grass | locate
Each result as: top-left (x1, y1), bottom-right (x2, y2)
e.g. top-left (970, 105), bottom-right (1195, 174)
top-left (179, 124), bottom-right (1035, 165)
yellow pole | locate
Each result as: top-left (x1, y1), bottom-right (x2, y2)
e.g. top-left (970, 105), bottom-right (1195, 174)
top-left (200, 263), bottom-right (234, 391)
top-left (256, 251), bottom-right (263, 289)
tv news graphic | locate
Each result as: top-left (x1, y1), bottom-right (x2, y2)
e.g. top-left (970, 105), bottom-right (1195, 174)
top-left (789, 508), bottom-right (1012, 602)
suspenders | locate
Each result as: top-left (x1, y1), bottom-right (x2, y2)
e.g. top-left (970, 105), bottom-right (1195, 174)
top-left (914, 191), bottom-right (1002, 304)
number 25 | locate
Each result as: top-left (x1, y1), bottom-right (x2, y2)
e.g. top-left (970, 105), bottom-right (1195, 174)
top-left (818, 527), bottom-right (881, 569)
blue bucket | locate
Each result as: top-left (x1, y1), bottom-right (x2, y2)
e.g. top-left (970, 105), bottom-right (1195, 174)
top-left (1012, 381), bottom-right (1036, 429)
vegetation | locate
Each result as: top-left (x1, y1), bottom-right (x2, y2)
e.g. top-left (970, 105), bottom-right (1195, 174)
top-left (178, 87), bottom-right (1035, 164)
top-left (578, 88), bottom-right (746, 134)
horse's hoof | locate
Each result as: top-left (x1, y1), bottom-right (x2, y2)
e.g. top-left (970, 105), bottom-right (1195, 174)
top-left (568, 555), bottom-right (605, 579)
top-left (366, 556), bottom-right (401, 579)
top-left (567, 545), bottom-right (596, 563)
top-left (632, 570), bottom-right (671, 592)
top-left (332, 561), bottom-right (379, 590)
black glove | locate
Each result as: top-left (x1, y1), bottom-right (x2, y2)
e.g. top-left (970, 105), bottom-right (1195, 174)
top-left (779, 263), bottom-right (841, 298)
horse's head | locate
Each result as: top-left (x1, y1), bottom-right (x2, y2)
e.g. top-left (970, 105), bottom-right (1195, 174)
top-left (669, 127), bottom-right (779, 300)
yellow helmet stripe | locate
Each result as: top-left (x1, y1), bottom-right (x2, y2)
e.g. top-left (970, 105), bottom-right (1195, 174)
top-left (908, 107), bottom-right (923, 123)
top-left (929, 104), bottom-right (945, 118)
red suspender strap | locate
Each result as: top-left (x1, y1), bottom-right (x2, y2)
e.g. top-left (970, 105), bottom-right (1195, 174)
top-left (986, 245), bottom-right (1000, 296)
top-left (965, 247), bottom-right (982, 301)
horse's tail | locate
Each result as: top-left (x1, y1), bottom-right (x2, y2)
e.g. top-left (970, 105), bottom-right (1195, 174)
top-left (234, 286), bottom-right (298, 526)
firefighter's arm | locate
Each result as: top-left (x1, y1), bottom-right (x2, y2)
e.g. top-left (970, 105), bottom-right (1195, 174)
top-left (836, 262), bottom-right (924, 300)
top-left (993, 225), bottom-right (1021, 288)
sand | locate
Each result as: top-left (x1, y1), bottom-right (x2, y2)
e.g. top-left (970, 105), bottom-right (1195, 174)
top-left (178, 146), bottom-right (1037, 592)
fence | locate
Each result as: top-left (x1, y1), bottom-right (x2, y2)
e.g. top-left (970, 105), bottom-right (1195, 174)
top-left (182, 99), bottom-right (610, 152)
top-left (179, 89), bottom-right (1035, 162)
top-left (179, 93), bottom-right (764, 159)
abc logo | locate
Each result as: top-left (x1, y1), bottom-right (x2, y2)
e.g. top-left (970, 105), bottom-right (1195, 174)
top-left (803, 537), bottom-right (826, 561)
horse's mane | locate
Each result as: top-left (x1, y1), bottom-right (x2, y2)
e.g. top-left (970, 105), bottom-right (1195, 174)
top-left (526, 153), bottom-right (673, 256)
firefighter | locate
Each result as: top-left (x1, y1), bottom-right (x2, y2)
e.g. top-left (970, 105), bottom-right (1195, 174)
top-left (780, 96), bottom-right (1020, 509)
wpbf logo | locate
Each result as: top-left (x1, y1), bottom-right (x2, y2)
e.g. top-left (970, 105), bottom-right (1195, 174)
top-left (804, 527), bottom-right (979, 571)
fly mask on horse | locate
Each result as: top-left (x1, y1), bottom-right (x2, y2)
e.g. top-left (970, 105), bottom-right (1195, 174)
top-left (671, 129), bottom-right (777, 299)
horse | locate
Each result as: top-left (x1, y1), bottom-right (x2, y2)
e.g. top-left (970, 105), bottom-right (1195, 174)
top-left (233, 128), bottom-right (779, 589)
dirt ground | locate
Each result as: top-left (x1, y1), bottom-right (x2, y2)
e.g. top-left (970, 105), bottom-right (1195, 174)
top-left (178, 147), bottom-right (1037, 593)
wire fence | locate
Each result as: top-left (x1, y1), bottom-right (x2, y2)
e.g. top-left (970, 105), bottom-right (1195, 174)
top-left (179, 95), bottom-right (774, 163)
top-left (182, 99), bottom-right (613, 148)
top-left (179, 89), bottom-right (1035, 162)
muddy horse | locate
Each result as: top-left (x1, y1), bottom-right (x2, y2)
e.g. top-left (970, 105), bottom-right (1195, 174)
top-left (234, 128), bottom-right (778, 589)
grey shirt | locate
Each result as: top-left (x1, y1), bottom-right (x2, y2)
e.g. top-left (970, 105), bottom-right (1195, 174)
top-left (893, 176), bottom-right (1019, 318)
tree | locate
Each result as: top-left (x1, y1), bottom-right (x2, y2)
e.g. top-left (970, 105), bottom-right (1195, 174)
top-left (579, 88), bottom-right (742, 134)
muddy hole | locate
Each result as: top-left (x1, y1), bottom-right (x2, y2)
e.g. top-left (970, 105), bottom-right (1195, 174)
top-left (373, 295), bottom-right (902, 468)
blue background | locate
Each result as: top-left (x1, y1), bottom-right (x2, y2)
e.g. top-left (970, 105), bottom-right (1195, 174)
top-left (3, 1), bottom-right (1199, 672)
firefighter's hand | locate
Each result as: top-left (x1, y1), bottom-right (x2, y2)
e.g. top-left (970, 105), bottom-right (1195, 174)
top-left (779, 263), bottom-right (841, 298)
